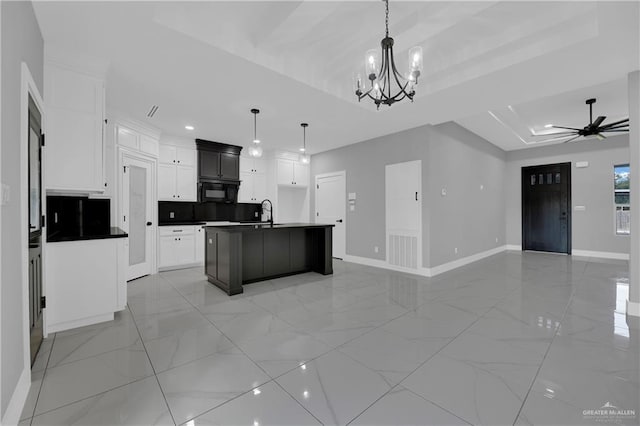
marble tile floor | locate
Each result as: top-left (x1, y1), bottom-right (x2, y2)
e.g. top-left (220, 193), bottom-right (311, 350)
top-left (19, 252), bottom-right (639, 425)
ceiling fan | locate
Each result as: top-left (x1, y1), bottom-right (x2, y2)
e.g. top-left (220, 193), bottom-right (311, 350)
top-left (541, 98), bottom-right (629, 143)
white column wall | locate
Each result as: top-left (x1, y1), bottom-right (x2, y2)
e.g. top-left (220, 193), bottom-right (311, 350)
top-left (628, 70), bottom-right (640, 317)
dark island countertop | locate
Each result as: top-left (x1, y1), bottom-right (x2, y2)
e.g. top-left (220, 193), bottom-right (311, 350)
top-left (47, 227), bottom-right (128, 243)
top-left (205, 223), bottom-right (334, 232)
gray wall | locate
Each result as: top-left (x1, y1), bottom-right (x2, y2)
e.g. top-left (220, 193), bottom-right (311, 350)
top-left (310, 121), bottom-right (506, 269)
top-left (506, 134), bottom-right (630, 254)
top-left (1, 1), bottom-right (43, 417)
top-left (427, 123), bottom-right (506, 267)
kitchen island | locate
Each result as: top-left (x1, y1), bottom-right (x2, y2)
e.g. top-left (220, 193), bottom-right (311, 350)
top-left (205, 223), bottom-right (333, 295)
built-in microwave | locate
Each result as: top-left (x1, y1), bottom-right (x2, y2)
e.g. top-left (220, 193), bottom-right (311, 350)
top-left (199, 181), bottom-right (238, 203)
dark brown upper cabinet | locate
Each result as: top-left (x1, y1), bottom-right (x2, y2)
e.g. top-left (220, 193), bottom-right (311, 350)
top-left (196, 139), bottom-right (242, 182)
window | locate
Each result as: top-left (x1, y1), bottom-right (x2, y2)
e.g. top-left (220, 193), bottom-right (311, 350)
top-left (614, 164), bottom-right (630, 235)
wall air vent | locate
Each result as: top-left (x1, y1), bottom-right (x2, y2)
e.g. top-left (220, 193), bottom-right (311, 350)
top-left (146, 105), bottom-right (159, 118)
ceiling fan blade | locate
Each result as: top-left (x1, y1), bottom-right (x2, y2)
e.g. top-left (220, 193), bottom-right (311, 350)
top-left (592, 116), bottom-right (606, 128)
top-left (531, 131), bottom-right (577, 137)
top-left (552, 125), bottom-right (582, 131)
top-left (600, 118), bottom-right (629, 128)
top-left (601, 124), bottom-right (629, 130)
top-left (596, 133), bottom-right (607, 140)
top-left (563, 135), bottom-right (582, 143)
top-left (601, 128), bottom-right (629, 132)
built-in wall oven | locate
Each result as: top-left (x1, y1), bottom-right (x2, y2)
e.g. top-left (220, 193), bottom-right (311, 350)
top-left (199, 181), bottom-right (238, 203)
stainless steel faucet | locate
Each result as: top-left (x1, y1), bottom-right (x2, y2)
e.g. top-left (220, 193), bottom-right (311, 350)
top-left (261, 199), bottom-right (273, 226)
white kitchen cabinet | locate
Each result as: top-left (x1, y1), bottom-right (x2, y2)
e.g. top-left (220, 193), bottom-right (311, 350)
top-left (115, 124), bottom-right (159, 158)
top-left (238, 171), bottom-right (267, 202)
top-left (240, 155), bottom-right (265, 174)
top-left (45, 63), bottom-right (105, 192)
top-left (158, 145), bottom-right (197, 201)
top-left (176, 165), bottom-right (197, 201)
top-left (158, 164), bottom-right (177, 200)
top-left (276, 159), bottom-right (309, 187)
top-left (45, 237), bottom-right (127, 333)
top-left (158, 226), bottom-right (197, 269)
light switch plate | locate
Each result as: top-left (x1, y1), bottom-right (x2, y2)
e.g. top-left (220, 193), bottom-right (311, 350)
top-left (350, 205), bottom-right (355, 211)
top-left (348, 192), bottom-right (356, 201)
top-left (576, 161), bottom-right (589, 168)
top-left (1, 183), bottom-right (9, 205)
top-left (169, 212), bottom-right (175, 218)
top-left (441, 188), bottom-right (447, 196)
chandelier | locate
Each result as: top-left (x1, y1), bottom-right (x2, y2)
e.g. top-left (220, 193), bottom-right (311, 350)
top-left (248, 108), bottom-right (263, 158)
top-left (353, 0), bottom-right (423, 108)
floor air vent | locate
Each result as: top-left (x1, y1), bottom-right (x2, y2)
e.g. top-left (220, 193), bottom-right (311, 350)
top-left (388, 234), bottom-right (418, 269)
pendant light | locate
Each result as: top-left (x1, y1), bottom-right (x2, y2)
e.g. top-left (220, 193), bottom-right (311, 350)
top-left (248, 108), bottom-right (263, 158)
top-left (353, 0), bottom-right (423, 108)
top-left (299, 123), bottom-right (310, 164)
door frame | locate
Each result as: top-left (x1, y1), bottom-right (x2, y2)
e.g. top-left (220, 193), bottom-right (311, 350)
top-left (315, 170), bottom-right (346, 259)
top-left (117, 147), bottom-right (158, 277)
top-left (6, 63), bottom-right (46, 423)
top-left (521, 162), bottom-right (572, 254)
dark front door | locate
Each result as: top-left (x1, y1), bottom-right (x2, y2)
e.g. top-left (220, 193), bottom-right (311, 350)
top-left (522, 162), bottom-right (571, 254)
top-left (28, 95), bottom-right (44, 365)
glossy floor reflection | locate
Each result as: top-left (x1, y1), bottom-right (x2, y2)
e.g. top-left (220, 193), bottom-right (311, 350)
top-left (20, 252), bottom-right (639, 425)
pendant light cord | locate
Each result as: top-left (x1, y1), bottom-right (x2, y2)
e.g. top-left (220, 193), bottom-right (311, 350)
top-left (303, 126), bottom-right (306, 151)
top-left (254, 112), bottom-right (257, 141)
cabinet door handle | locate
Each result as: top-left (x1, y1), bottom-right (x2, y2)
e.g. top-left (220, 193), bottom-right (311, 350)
top-left (146, 221), bottom-right (152, 226)
top-left (173, 195), bottom-right (175, 198)
top-left (415, 192), bottom-right (418, 201)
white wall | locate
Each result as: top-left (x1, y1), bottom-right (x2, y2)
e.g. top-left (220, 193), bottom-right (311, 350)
top-left (505, 134), bottom-right (630, 255)
top-left (1, 0), bottom-right (44, 419)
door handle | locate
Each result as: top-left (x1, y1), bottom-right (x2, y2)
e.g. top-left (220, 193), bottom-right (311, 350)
top-left (146, 221), bottom-right (152, 226)
top-left (336, 219), bottom-right (343, 223)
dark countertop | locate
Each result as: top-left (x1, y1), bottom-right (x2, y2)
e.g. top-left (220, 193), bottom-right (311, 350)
top-left (205, 223), bottom-right (334, 232)
top-left (159, 221), bottom-right (206, 226)
top-left (47, 227), bottom-right (128, 243)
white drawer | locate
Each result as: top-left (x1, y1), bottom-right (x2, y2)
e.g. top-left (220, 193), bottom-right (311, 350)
top-left (159, 226), bottom-right (195, 236)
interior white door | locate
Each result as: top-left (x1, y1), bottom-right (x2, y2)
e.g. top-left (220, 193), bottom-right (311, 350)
top-left (385, 160), bottom-right (421, 269)
top-left (315, 172), bottom-right (346, 259)
top-left (121, 156), bottom-right (154, 280)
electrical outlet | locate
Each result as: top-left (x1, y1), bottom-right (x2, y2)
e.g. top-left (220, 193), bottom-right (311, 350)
top-left (255, 211), bottom-right (259, 217)
top-left (374, 246), bottom-right (379, 253)
top-left (454, 247), bottom-right (458, 254)
top-left (495, 237), bottom-right (499, 243)
top-left (441, 188), bottom-right (447, 196)
top-left (169, 212), bottom-right (175, 218)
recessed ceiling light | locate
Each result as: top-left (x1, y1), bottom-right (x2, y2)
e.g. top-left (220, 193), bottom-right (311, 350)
top-left (544, 124), bottom-right (553, 128)
top-left (185, 125), bottom-right (194, 131)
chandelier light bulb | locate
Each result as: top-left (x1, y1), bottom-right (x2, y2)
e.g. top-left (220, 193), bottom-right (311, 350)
top-left (300, 154), bottom-right (310, 164)
top-left (253, 139), bottom-right (260, 144)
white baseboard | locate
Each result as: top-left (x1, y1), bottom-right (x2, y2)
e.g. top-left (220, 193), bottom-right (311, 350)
top-left (627, 300), bottom-right (640, 317)
top-left (506, 245), bottom-right (628, 261)
top-left (429, 245), bottom-right (507, 277)
top-left (2, 366), bottom-right (30, 426)
top-left (571, 249), bottom-right (629, 260)
top-left (342, 255), bottom-right (431, 277)
top-left (47, 312), bottom-right (114, 334)
top-left (343, 246), bottom-right (508, 278)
